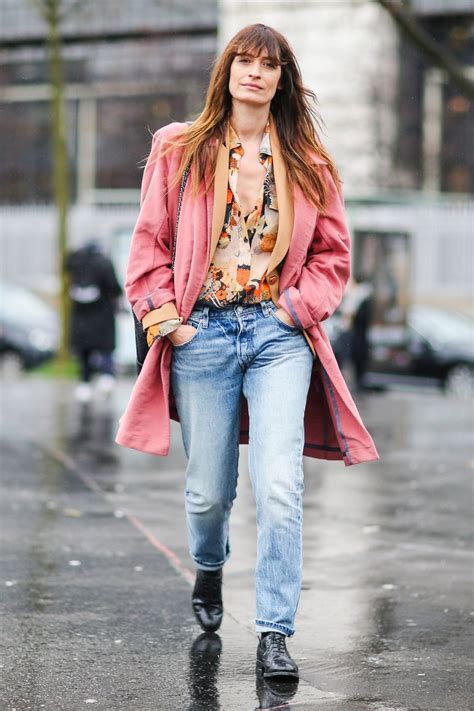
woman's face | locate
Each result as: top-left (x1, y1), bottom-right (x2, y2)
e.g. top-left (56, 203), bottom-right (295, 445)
top-left (228, 52), bottom-right (282, 107)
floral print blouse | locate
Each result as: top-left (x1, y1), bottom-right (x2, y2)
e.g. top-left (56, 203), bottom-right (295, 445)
top-left (195, 122), bottom-right (278, 308)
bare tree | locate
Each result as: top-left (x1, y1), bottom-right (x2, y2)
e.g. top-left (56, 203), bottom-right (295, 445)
top-left (376, 0), bottom-right (474, 99)
top-left (32, 0), bottom-right (81, 363)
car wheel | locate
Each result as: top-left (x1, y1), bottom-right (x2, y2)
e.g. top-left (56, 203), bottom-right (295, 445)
top-left (444, 364), bottom-right (474, 398)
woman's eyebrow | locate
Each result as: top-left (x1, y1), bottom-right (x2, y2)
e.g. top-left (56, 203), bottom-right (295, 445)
top-left (237, 52), bottom-right (277, 62)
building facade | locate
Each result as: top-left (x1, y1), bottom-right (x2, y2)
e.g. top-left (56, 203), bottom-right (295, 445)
top-left (0, 0), bottom-right (217, 205)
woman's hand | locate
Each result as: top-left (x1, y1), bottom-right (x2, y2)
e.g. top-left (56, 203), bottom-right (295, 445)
top-left (167, 324), bottom-right (197, 346)
top-left (274, 307), bottom-right (297, 328)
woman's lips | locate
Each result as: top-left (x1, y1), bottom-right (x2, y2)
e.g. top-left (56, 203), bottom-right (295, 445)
top-left (241, 83), bottom-right (262, 90)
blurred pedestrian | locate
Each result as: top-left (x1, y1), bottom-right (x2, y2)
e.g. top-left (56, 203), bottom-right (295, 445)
top-left (348, 273), bottom-right (374, 391)
top-left (116, 23), bottom-right (378, 678)
top-left (334, 274), bottom-right (374, 389)
top-left (65, 241), bottom-right (122, 402)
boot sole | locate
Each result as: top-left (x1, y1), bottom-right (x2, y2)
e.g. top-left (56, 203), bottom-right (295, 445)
top-left (192, 606), bottom-right (223, 633)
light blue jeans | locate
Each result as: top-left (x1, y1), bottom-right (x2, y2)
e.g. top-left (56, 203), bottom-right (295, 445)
top-left (171, 300), bottom-right (314, 636)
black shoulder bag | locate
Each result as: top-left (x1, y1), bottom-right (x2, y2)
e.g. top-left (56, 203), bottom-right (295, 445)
top-left (133, 163), bottom-right (191, 375)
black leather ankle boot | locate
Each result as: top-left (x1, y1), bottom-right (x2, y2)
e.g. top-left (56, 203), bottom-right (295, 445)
top-left (256, 632), bottom-right (299, 678)
top-left (191, 569), bottom-right (223, 632)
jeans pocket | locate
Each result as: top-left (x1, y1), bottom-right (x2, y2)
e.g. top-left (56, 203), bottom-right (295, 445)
top-left (172, 317), bottom-right (202, 348)
top-left (270, 308), bottom-right (300, 332)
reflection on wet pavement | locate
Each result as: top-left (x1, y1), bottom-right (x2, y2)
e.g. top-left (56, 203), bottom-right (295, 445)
top-left (188, 633), bottom-right (222, 709)
top-left (1, 377), bottom-right (473, 709)
top-left (255, 674), bottom-right (299, 710)
top-left (68, 402), bottom-right (120, 468)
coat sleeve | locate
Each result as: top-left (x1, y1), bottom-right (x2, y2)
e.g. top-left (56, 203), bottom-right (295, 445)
top-left (125, 129), bottom-right (180, 327)
top-left (278, 167), bottom-right (351, 328)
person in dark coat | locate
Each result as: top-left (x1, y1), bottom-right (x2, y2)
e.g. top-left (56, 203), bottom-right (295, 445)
top-left (349, 274), bottom-right (374, 391)
top-left (65, 241), bottom-right (122, 401)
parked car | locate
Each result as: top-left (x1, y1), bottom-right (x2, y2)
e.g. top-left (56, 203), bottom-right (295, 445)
top-left (333, 305), bottom-right (474, 397)
top-left (408, 306), bottom-right (473, 394)
top-left (0, 282), bottom-right (59, 371)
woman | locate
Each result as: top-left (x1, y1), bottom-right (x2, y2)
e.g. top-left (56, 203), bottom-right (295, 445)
top-left (116, 24), bottom-right (378, 678)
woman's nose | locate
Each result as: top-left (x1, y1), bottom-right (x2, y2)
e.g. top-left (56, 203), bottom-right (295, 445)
top-left (248, 63), bottom-right (261, 77)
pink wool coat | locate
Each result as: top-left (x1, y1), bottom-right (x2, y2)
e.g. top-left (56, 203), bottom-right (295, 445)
top-left (115, 121), bottom-right (379, 466)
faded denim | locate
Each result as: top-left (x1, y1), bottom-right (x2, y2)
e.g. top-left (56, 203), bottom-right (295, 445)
top-left (170, 300), bottom-right (314, 636)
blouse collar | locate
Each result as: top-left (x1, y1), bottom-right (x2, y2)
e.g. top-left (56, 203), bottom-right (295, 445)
top-left (227, 119), bottom-right (272, 158)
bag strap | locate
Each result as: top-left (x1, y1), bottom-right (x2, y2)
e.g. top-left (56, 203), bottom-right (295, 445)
top-left (171, 163), bottom-right (191, 274)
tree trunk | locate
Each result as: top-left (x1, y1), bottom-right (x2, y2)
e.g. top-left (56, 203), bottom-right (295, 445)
top-left (44, 0), bottom-right (70, 362)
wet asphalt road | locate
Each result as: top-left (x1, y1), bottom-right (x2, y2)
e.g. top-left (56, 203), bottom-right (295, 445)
top-left (1, 376), bottom-right (473, 710)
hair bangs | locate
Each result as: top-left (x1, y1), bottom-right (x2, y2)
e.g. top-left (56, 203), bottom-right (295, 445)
top-left (234, 26), bottom-right (284, 65)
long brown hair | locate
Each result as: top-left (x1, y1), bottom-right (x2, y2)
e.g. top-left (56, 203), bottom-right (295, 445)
top-left (151, 23), bottom-right (341, 212)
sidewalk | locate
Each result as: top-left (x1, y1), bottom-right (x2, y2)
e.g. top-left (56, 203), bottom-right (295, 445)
top-left (1, 376), bottom-right (472, 709)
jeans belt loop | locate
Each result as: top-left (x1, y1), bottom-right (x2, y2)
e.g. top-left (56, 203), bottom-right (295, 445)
top-left (261, 300), bottom-right (272, 318)
top-left (202, 305), bottom-right (209, 328)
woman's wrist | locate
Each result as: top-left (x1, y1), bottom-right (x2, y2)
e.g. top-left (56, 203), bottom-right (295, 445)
top-left (164, 321), bottom-right (184, 340)
top-left (146, 318), bottom-right (182, 347)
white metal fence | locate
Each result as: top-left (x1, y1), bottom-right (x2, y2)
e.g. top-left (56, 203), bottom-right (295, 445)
top-left (1, 196), bottom-right (473, 312)
top-left (1, 203), bottom-right (139, 294)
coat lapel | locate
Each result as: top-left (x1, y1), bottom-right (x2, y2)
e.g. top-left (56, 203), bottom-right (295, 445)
top-left (265, 120), bottom-right (294, 276)
top-left (207, 130), bottom-right (229, 268)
